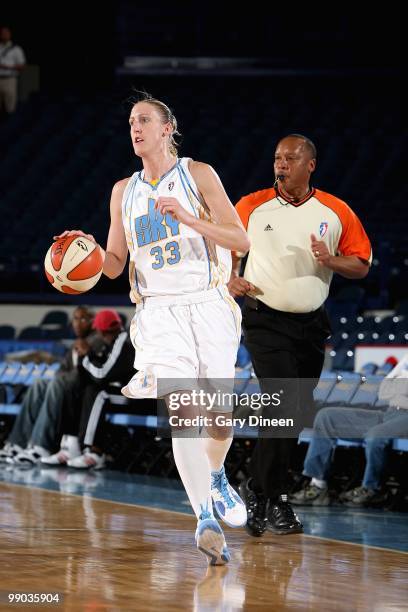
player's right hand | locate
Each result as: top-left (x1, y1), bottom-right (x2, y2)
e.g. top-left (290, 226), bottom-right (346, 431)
top-left (53, 230), bottom-right (96, 243)
top-left (227, 276), bottom-right (256, 298)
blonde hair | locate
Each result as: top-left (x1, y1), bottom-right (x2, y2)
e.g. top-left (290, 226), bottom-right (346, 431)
top-left (130, 92), bottom-right (181, 156)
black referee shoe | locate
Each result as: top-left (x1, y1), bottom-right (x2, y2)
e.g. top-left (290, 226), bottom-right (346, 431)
top-left (267, 494), bottom-right (303, 535)
top-left (238, 478), bottom-right (268, 537)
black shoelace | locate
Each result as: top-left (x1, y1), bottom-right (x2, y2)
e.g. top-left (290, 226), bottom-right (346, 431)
top-left (270, 496), bottom-right (299, 523)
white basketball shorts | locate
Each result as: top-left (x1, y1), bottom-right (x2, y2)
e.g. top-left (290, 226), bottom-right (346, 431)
top-left (122, 286), bottom-right (241, 400)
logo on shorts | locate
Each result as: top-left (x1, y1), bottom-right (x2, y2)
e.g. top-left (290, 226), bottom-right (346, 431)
top-left (319, 222), bottom-right (328, 237)
top-left (139, 372), bottom-right (155, 389)
top-left (168, 181), bottom-right (174, 191)
top-left (264, 224), bottom-right (273, 231)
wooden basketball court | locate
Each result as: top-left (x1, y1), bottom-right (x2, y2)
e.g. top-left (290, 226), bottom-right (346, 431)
top-left (0, 480), bottom-right (407, 610)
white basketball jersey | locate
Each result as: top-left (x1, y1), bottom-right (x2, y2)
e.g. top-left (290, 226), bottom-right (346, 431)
top-left (121, 158), bottom-right (231, 302)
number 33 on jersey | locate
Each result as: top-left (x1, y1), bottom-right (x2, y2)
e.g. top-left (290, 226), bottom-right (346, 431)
top-left (121, 157), bottom-right (232, 302)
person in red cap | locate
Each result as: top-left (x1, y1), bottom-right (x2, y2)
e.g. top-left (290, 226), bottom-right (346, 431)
top-left (92, 309), bottom-right (122, 332)
top-left (43, 309), bottom-right (134, 469)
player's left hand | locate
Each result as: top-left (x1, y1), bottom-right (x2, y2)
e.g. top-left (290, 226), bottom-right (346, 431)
top-left (310, 234), bottom-right (332, 267)
top-left (155, 197), bottom-right (195, 226)
top-left (53, 230), bottom-right (96, 243)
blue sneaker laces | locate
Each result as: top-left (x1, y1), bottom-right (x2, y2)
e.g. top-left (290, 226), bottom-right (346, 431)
top-left (198, 501), bottom-right (213, 521)
top-left (199, 509), bottom-right (212, 520)
top-left (212, 467), bottom-right (235, 509)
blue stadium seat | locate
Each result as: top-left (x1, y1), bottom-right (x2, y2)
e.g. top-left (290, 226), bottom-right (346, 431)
top-left (300, 427), bottom-right (408, 452)
top-left (375, 315), bottom-right (398, 334)
top-left (336, 371), bottom-right (362, 379)
top-left (40, 310), bottom-right (69, 327)
top-left (233, 367), bottom-right (251, 394)
top-left (18, 326), bottom-right (45, 340)
top-left (236, 344), bottom-right (252, 368)
top-left (329, 316), bottom-right (352, 335)
top-left (42, 362), bottom-right (62, 380)
top-left (373, 397), bottom-right (389, 409)
top-left (243, 377), bottom-right (261, 395)
top-left (107, 413), bottom-right (157, 427)
top-left (313, 370), bottom-right (338, 406)
top-left (393, 439), bottom-right (408, 452)
top-left (328, 331), bottom-right (355, 350)
top-left (376, 362), bottom-right (395, 377)
top-left (0, 362), bottom-right (22, 384)
top-left (42, 328), bottom-right (69, 340)
top-left (0, 404), bottom-right (21, 415)
top-left (330, 348), bottom-right (355, 371)
top-left (0, 362), bottom-right (7, 378)
top-left (346, 330), bottom-right (370, 346)
top-left (298, 427), bottom-right (363, 448)
top-left (13, 362), bottom-right (36, 385)
top-left (0, 325), bottom-right (16, 339)
top-left (0, 339), bottom-right (66, 359)
top-left (359, 362), bottom-right (378, 375)
top-left (377, 332), bottom-right (400, 344)
top-left (24, 363), bottom-right (48, 386)
top-left (324, 373), bottom-right (361, 406)
top-left (348, 375), bottom-right (384, 408)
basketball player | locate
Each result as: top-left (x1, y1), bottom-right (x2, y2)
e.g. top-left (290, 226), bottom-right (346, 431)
top-left (56, 93), bottom-right (250, 565)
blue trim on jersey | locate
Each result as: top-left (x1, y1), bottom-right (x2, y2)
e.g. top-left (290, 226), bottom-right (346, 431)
top-left (128, 174), bottom-right (141, 294)
top-left (176, 164), bottom-right (212, 287)
top-left (139, 161), bottom-right (178, 190)
top-left (176, 164), bottom-right (198, 218)
top-left (178, 161), bottom-right (202, 204)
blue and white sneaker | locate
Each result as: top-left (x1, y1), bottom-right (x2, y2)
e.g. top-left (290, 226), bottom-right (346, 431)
top-left (195, 509), bottom-right (231, 566)
top-left (211, 466), bottom-right (247, 527)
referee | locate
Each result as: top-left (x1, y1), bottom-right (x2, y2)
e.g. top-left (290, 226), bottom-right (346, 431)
top-left (229, 134), bottom-right (372, 537)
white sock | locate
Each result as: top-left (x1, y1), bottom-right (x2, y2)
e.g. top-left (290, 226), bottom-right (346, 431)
top-left (311, 477), bottom-right (327, 489)
top-left (64, 435), bottom-right (80, 454)
top-left (172, 434), bottom-right (213, 520)
top-left (203, 436), bottom-right (232, 472)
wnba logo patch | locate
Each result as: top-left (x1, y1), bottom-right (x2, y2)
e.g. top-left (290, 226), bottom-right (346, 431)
top-left (168, 181), bottom-right (174, 191)
top-left (139, 371), bottom-right (155, 390)
top-left (319, 222), bottom-right (328, 238)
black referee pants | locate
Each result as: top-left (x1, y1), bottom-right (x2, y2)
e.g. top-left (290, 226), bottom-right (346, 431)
top-left (242, 298), bottom-right (331, 500)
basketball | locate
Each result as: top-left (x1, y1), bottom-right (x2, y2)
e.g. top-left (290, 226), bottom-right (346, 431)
top-left (44, 234), bottom-right (104, 294)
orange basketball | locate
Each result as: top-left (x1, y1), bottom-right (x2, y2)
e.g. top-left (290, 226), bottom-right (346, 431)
top-left (44, 235), bottom-right (104, 294)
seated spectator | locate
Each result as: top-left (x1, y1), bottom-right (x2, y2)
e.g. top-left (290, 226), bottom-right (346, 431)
top-left (290, 354), bottom-right (408, 507)
top-left (0, 307), bottom-right (103, 465)
top-left (43, 309), bottom-right (134, 469)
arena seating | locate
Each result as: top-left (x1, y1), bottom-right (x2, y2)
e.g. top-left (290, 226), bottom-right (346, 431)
top-left (0, 71), bottom-right (406, 307)
top-left (0, 359), bottom-right (407, 454)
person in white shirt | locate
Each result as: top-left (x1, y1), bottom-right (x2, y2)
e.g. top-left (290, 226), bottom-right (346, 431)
top-left (291, 354), bottom-right (408, 507)
top-left (0, 25), bottom-right (26, 114)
